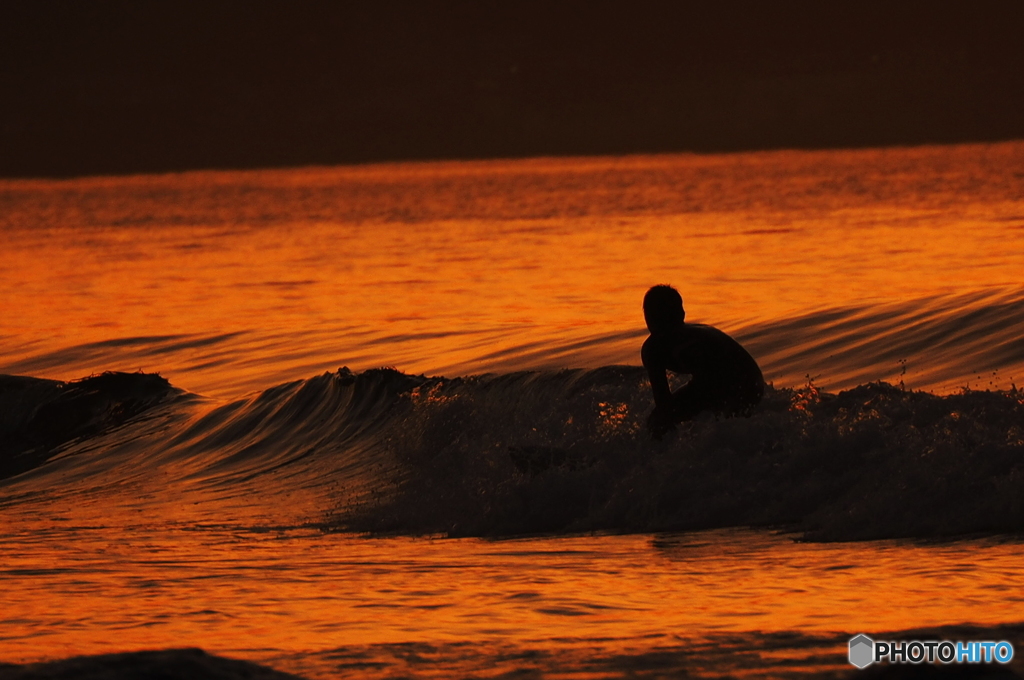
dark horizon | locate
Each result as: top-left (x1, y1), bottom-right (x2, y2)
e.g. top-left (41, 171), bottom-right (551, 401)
top-left (3, 0), bottom-right (1023, 178)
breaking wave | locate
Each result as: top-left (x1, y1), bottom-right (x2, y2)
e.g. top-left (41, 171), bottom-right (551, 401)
top-left (2, 366), bottom-right (1024, 542)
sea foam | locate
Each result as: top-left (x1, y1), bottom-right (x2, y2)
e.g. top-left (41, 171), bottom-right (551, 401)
top-left (3, 367), bottom-right (1023, 542)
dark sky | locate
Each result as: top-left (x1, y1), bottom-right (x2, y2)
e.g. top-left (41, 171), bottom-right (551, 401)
top-left (2, 0), bottom-right (1023, 177)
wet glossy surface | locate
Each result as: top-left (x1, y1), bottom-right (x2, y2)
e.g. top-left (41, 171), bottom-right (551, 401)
top-left (3, 143), bottom-right (1024, 397)
top-left (3, 525), bottom-right (1023, 678)
top-left (4, 143), bottom-right (1024, 678)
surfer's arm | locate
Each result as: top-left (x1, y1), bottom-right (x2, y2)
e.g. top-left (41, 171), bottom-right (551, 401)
top-left (646, 365), bottom-right (674, 414)
top-left (641, 337), bottom-right (674, 412)
top-left (642, 338), bottom-right (676, 438)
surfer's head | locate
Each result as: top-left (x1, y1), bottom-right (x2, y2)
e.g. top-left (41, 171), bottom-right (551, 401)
top-left (643, 285), bottom-right (685, 332)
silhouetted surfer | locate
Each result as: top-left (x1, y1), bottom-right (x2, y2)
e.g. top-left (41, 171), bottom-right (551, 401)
top-left (642, 285), bottom-right (763, 437)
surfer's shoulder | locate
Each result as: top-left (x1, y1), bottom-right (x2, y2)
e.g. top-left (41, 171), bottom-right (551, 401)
top-left (682, 322), bottom-right (719, 335)
top-left (640, 333), bottom-right (659, 365)
top-left (681, 323), bottom-right (739, 346)
top-left (641, 330), bottom-right (679, 365)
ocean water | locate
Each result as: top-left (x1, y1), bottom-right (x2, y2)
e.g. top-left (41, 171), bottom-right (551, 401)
top-left (2, 142), bottom-right (1024, 678)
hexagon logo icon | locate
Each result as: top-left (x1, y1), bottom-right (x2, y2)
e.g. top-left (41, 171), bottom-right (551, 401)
top-left (849, 634), bottom-right (874, 669)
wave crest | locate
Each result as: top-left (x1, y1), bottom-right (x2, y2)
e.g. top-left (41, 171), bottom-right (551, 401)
top-left (0, 371), bottom-right (175, 481)
top-left (3, 367), bottom-right (1024, 541)
top-left (337, 369), bottom-right (1024, 541)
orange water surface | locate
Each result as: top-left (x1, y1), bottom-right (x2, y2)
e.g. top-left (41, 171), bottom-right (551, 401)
top-left (2, 142), bottom-right (1023, 397)
top-left (2, 525), bottom-right (1023, 678)
top-left (3, 143), bottom-right (1024, 679)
